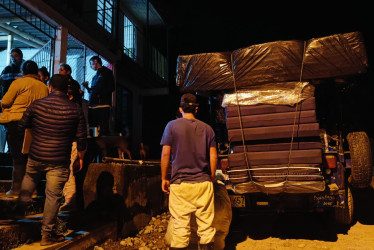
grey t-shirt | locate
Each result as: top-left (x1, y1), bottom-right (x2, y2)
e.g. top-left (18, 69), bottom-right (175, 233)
top-left (160, 118), bottom-right (216, 184)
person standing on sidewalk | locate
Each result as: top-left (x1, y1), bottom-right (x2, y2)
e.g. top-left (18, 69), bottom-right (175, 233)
top-left (160, 93), bottom-right (217, 250)
top-left (17, 74), bottom-right (87, 246)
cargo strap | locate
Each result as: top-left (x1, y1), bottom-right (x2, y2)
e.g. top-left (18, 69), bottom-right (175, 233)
top-left (286, 41), bottom-right (307, 184)
top-left (230, 53), bottom-right (253, 182)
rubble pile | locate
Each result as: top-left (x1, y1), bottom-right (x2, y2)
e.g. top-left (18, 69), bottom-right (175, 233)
top-left (96, 212), bottom-right (170, 250)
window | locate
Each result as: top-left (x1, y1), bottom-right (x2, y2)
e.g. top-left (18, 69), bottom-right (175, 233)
top-left (123, 16), bottom-right (136, 60)
top-left (97, 0), bottom-right (113, 33)
top-left (151, 46), bottom-right (167, 80)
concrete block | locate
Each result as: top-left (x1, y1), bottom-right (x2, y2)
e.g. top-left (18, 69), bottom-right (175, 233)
top-left (83, 163), bottom-right (168, 236)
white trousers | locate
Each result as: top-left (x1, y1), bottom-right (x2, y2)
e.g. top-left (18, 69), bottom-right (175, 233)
top-left (63, 142), bottom-right (77, 203)
top-left (169, 181), bottom-right (216, 248)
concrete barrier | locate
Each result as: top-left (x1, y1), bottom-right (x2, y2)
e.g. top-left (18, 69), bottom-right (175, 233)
top-left (83, 163), bottom-right (168, 237)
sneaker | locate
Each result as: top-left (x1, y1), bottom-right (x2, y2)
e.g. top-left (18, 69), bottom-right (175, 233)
top-left (40, 232), bottom-right (65, 246)
top-left (5, 189), bottom-right (19, 197)
top-left (59, 202), bottom-right (76, 213)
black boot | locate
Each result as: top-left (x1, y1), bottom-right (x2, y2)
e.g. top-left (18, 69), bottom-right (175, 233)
top-left (40, 232), bottom-right (65, 246)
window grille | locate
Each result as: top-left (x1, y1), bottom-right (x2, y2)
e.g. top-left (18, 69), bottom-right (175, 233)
top-left (151, 46), bottom-right (167, 80)
top-left (97, 0), bottom-right (113, 33)
top-left (66, 34), bottom-right (111, 101)
top-left (123, 16), bottom-right (136, 60)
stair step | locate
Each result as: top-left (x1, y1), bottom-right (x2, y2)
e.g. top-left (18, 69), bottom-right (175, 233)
top-left (0, 179), bottom-right (47, 198)
top-left (1, 212), bottom-right (117, 250)
top-left (0, 196), bottom-right (45, 220)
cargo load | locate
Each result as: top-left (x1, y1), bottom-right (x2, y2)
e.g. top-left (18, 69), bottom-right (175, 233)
top-left (176, 31), bottom-right (368, 92)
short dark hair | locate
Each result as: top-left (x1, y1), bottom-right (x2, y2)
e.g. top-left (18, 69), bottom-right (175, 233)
top-left (180, 93), bottom-right (199, 113)
top-left (59, 63), bottom-right (72, 74)
top-left (11, 48), bottom-right (23, 57)
top-left (22, 60), bottom-right (38, 75)
top-left (49, 74), bottom-right (69, 93)
top-left (89, 56), bottom-right (102, 65)
top-left (38, 66), bottom-right (50, 79)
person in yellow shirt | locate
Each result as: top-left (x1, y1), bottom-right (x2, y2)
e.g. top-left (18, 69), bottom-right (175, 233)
top-left (0, 60), bottom-right (48, 196)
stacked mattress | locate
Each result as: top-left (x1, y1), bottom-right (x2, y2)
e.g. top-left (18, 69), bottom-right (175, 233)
top-left (225, 97), bottom-right (323, 184)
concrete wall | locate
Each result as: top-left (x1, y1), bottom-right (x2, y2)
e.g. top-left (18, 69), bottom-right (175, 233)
top-left (83, 163), bottom-right (168, 236)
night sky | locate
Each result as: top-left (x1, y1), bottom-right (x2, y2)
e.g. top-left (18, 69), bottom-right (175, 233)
top-left (145, 1), bottom-right (373, 158)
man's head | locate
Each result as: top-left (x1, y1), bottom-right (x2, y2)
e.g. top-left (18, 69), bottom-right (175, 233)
top-left (22, 60), bottom-right (38, 75)
top-left (10, 48), bottom-right (23, 66)
top-left (89, 56), bottom-right (102, 71)
top-left (180, 93), bottom-right (199, 114)
top-left (49, 74), bottom-right (69, 93)
top-left (59, 63), bottom-right (72, 76)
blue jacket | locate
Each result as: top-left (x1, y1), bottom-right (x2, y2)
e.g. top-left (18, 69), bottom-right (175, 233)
top-left (19, 91), bottom-right (87, 164)
top-left (88, 66), bottom-right (114, 106)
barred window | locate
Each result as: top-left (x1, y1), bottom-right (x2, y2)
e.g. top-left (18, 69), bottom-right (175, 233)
top-left (124, 16), bottom-right (136, 60)
top-left (97, 0), bottom-right (113, 33)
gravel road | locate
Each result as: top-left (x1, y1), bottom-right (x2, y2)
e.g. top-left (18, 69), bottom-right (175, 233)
top-left (226, 187), bottom-right (374, 250)
top-left (96, 187), bottom-right (374, 250)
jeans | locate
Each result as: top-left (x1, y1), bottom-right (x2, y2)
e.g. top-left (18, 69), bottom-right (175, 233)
top-left (6, 121), bottom-right (28, 192)
top-left (0, 124), bottom-right (7, 153)
top-left (19, 158), bottom-right (69, 235)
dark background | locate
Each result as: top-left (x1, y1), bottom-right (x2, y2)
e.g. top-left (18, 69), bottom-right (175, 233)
top-left (144, 1), bottom-right (373, 159)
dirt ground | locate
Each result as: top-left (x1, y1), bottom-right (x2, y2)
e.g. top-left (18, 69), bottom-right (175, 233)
top-left (226, 187), bottom-right (374, 250)
top-left (97, 187), bottom-right (374, 250)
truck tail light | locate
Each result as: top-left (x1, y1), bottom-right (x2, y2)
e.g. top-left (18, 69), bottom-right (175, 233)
top-left (324, 154), bottom-right (337, 168)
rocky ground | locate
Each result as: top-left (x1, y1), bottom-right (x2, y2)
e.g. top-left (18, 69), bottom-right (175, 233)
top-left (93, 187), bottom-right (374, 250)
top-left (95, 212), bottom-right (170, 250)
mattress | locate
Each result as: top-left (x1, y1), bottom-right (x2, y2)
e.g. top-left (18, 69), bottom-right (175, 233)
top-left (228, 149), bottom-right (323, 167)
top-left (225, 97), bottom-right (316, 117)
top-left (231, 141), bottom-right (322, 153)
top-left (226, 110), bottom-right (317, 129)
top-left (228, 123), bottom-right (320, 142)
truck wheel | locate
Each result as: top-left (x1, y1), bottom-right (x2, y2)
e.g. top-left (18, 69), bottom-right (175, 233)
top-left (334, 187), bottom-right (353, 225)
top-left (347, 132), bottom-right (372, 188)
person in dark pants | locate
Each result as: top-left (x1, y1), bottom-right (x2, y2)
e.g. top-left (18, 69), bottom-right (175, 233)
top-left (17, 74), bottom-right (87, 246)
top-left (0, 60), bottom-right (48, 196)
top-left (82, 56), bottom-right (114, 136)
top-left (161, 93), bottom-right (217, 250)
top-left (0, 48), bottom-right (25, 153)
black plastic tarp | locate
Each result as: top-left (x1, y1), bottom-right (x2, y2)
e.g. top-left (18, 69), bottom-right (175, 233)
top-left (176, 31), bottom-right (368, 93)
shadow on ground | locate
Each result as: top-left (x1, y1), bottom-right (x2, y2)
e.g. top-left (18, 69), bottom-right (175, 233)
top-left (224, 187), bottom-right (374, 250)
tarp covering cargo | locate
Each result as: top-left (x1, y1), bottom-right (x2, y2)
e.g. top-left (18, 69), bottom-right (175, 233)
top-left (176, 31), bottom-right (368, 92)
top-left (221, 82), bottom-right (314, 107)
top-left (175, 52), bottom-right (232, 92)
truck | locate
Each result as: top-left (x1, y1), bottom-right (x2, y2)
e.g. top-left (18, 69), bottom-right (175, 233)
top-left (175, 31), bottom-right (372, 225)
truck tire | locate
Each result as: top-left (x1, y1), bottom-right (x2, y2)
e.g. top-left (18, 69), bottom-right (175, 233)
top-left (334, 187), bottom-right (353, 225)
top-left (347, 132), bottom-right (372, 188)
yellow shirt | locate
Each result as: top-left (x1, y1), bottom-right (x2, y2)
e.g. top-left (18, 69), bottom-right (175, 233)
top-left (0, 74), bottom-right (48, 123)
